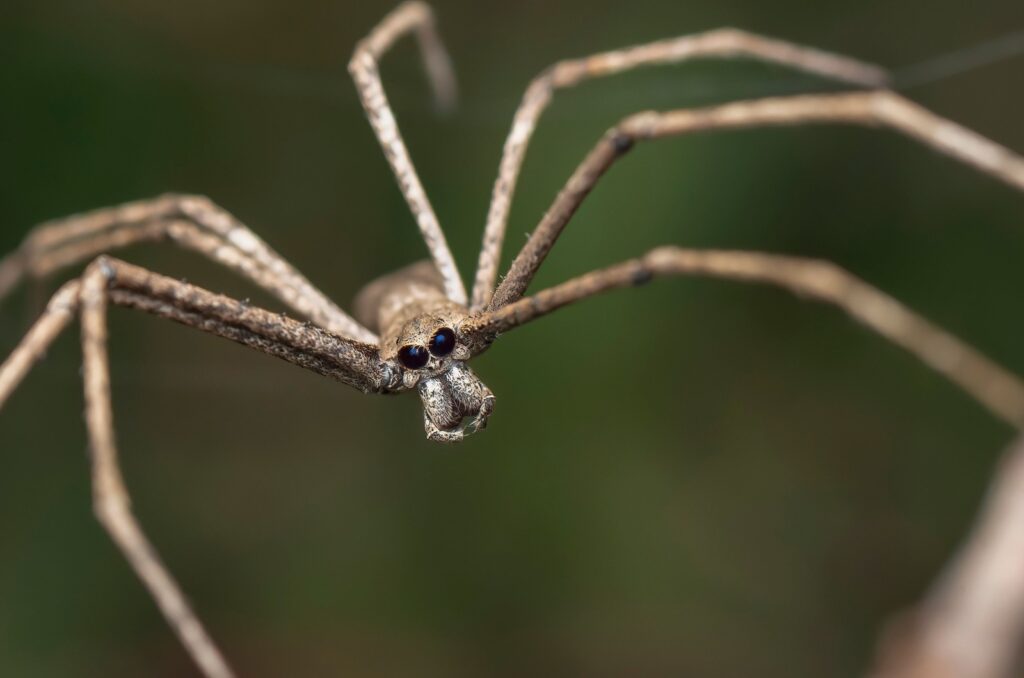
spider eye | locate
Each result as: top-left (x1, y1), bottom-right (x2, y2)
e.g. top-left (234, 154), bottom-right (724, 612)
top-left (398, 345), bottom-right (429, 369)
top-left (428, 327), bottom-right (456, 357)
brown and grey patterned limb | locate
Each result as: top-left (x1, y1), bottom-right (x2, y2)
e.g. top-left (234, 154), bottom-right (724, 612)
top-left (78, 264), bottom-right (236, 678)
top-left (0, 194), bottom-right (378, 344)
top-left (465, 246), bottom-right (1024, 429)
top-left (469, 27), bottom-right (890, 310)
top-left (486, 90), bottom-right (1024, 311)
top-left (348, 1), bottom-right (467, 304)
top-left (0, 279), bottom-right (81, 409)
top-left (0, 257), bottom-right (403, 678)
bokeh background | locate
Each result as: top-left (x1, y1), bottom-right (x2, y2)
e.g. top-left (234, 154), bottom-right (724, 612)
top-left (2, 0), bottom-right (1023, 676)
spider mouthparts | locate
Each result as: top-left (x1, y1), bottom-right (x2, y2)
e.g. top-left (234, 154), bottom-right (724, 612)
top-left (418, 363), bottom-right (495, 442)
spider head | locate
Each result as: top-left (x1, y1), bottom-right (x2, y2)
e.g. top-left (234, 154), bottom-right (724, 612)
top-left (388, 310), bottom-right (495, 443)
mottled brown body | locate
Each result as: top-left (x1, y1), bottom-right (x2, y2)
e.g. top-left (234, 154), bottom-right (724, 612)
top-left (355, 260), bottom-right (495, 440)
top-left (355, 261), bottom-right (463, 357)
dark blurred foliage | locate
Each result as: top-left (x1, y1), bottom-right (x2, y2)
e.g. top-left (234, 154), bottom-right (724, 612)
top-left (1, 0), bottom-right (1023, 676)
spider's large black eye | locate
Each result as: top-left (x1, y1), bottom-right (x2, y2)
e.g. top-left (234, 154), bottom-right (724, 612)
top-left (429, 327), bottom-right (456, 357)
top-left (398, 345), bottom-right (429, 369)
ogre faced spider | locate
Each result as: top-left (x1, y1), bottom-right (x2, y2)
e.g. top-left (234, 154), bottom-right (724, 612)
top-left (2, 2), bottom-right (1024, 676)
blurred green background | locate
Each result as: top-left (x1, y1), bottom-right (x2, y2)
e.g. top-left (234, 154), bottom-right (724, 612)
top-left (1, 0), bottom-right (1023, 676)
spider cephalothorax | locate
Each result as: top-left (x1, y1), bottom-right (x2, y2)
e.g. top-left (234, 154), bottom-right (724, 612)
top-left (393, 318), bottom-right (494, 441)
top-left (390, 311), bottom-right (495, 442)
top-left (353, 259), bottom-right (495, 440)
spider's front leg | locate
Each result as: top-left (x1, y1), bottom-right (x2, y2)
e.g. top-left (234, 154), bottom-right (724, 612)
top-left (485, 89), bottom-right (1024, 310)
top-left (0, 193), bottom-right (378, 343)
top-left (465, 246), bottom-right (1024, 430)
top-left (0, 256), bottom-right (405, 678)
top-left (470, 24), bottom-right (890, 309)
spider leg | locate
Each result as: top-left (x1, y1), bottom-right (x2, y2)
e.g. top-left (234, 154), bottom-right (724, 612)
top-left (349, 1), bottom-right (467, 304)
top-left (0, 279), bottom-right (80, 408)
top-left (0, 257), bottom-right (402, 677)
top-left (78, 265), bottom-right (234, 678)
top-left (470, 27), bottom-right (889, 310)
top-left (0, 193), bottom-right (378, 343)
top-left (487, 90), bottom-right (1024, 310)
top-left (463, 246), bottom-right (1024, 429)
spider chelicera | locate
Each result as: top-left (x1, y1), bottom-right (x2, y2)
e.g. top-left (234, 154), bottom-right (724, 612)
top-left (2, 2), bottom-right (1024, 676)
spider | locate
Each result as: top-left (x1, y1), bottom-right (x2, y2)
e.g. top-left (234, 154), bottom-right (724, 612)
top-left (2, 2), bottom-right (1024, 676)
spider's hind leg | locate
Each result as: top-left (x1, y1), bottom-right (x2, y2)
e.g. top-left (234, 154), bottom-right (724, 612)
top-left (470, 26), bottom-right (890, 309)
top-left (349, 2), bottom-right (467, 304)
